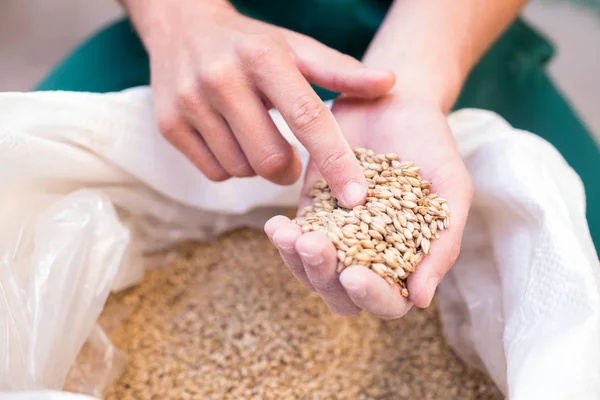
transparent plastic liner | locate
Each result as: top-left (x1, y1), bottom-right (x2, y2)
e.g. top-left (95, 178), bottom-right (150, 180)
top-left (0, 190), bottom-right (129, 392)
top-left (64, 327), bottom-right (127, 398)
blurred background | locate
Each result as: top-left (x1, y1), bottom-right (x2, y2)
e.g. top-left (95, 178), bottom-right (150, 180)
top-left (0, 0), bottom-right (598, 142)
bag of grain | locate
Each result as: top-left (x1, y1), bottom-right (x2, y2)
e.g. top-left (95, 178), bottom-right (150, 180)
top-left (0, 87), bottom-right (597, 399)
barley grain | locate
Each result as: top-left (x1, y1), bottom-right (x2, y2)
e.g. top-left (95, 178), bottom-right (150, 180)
top-left (295, 149), bottom-right (450, 296)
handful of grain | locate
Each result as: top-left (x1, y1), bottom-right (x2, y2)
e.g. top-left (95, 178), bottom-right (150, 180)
top-left (295, 148), bottom-right (449, 297)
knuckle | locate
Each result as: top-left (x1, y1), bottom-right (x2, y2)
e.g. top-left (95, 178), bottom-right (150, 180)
top-left (290, 95), bottom-right (327, 132)
top-left (288, 265), bottom-right (308, 280)
top-left (200, 62), bottom-right (238, 91)
top-left (328, 70), bottom-right (345, 91)
top-left (255, 150), bottom-right (289, 180)
top-left (176, 84), bottom-right (201, 111)
top-left (237, 34), bottom-right (277, 66)
top-left (318, 148), bottom-right (354, 175)
top-left (156, 113), bottom-right (182, 142)
top-left (310, 275), bottom-right (338, 292)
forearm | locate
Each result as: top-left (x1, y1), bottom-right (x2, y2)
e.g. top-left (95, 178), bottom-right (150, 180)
top-left (118, 0), bottom-right (233, 49)
top-left (363, 0), bottom-right (528, 112)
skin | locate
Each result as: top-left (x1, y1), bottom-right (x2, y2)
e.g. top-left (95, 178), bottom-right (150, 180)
top-left (121, 0), bottom-right (396, 208)
top-left (122, 0), bottom-right (527, 318)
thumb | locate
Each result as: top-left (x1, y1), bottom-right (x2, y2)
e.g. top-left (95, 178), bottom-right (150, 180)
top-left (286, 33), bottom-right (396, 98)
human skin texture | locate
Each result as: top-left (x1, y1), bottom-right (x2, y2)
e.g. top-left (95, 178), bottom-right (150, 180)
top-left (122, 0), bottom-right (527, 317)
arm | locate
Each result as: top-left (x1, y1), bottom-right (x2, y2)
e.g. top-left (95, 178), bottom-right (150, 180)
top-left (267, 1), bottom-right (527, 317)
top-left (364, 0), bottom-right (528, 112)
top-left (117, 0), bottom-right (396, 208)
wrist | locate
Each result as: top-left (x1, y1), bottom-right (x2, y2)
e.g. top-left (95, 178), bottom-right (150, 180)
top-left (332, 93), bottom-right (446, 134)
top-left (358, 2), bottom-right (470, 114)
top-left (361, 53), bottom-right (464, 115)
top-left (122, 0), bottom-right (234, 52)
top-left (390, 68), bottom-right (463, 115)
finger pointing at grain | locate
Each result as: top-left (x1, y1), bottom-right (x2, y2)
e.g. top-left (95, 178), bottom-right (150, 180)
top-left (294, 148), bottom-right (450, 301)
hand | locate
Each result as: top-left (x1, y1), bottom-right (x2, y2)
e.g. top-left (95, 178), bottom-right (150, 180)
top-left (125, 0), bottom-right (395, 208)
top-left (265, 96), bottom-right (473, 318)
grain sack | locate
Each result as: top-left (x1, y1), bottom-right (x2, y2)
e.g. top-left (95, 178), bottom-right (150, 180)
top-left (1, 88), bottom-right (598, 400)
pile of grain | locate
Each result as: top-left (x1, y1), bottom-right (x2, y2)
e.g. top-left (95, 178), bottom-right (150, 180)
top-left (100, 229), bottom-right (501, 399)
top-left (296, 148), bottom-right (449, 296)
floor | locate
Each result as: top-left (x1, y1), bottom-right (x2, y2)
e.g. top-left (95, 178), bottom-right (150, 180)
top-left (0, 0), bottom-right (599, 143)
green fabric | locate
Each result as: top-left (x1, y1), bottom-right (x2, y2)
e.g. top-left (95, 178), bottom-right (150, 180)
top-left (36, 3), bottom-right (600, 253)
top-left (537, 0), bottom-right (600, 14)
top-left (37, 21), bottom-right (149, 93)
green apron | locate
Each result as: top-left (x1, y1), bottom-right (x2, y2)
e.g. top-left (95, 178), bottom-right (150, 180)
top-left (36, 0), bottom-right (600, 254)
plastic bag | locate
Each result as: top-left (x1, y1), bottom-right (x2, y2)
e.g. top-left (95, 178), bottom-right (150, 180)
top-left (0, 87), bottom-right (306, 396)
top-left (439, 110), bottom-right (600, 399)
top-left (0, 87), bottom-right (598, 399)
top-left (0, 189), bottom-right (128, 391)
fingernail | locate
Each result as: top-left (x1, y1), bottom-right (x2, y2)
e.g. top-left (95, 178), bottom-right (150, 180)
top-left (341, 274), bottom-right (367, 298)
top-left (341, 181), bottom-right (367, 207)
top-left (425, 275), bottom-right (440, 307)
top-left (272, 230), bottom-right (297, 252)
top-left (299, 251), bottom-right (323, 267)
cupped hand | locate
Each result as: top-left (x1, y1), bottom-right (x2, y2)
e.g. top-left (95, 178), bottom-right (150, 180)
top-left (265, 96), bottom-right (473, 318)
top-left (138, 0), bottom-right (394, 207)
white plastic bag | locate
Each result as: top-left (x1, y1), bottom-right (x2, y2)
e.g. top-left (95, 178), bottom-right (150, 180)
top-left (0, 88), bottom-right (305, 395)
top-left (0, 87), bottom-right (598, 399)
top-left (439, 110), bottom-right (600, 399)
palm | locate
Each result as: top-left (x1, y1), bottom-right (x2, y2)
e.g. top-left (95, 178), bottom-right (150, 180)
top-left (337, 98), bottom-right (469, 207)
top-left (266, 97), bottom-right (473, 318)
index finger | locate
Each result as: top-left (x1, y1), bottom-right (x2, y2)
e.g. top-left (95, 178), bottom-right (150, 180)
top-left (241, 37), bottom-right (367, 209)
